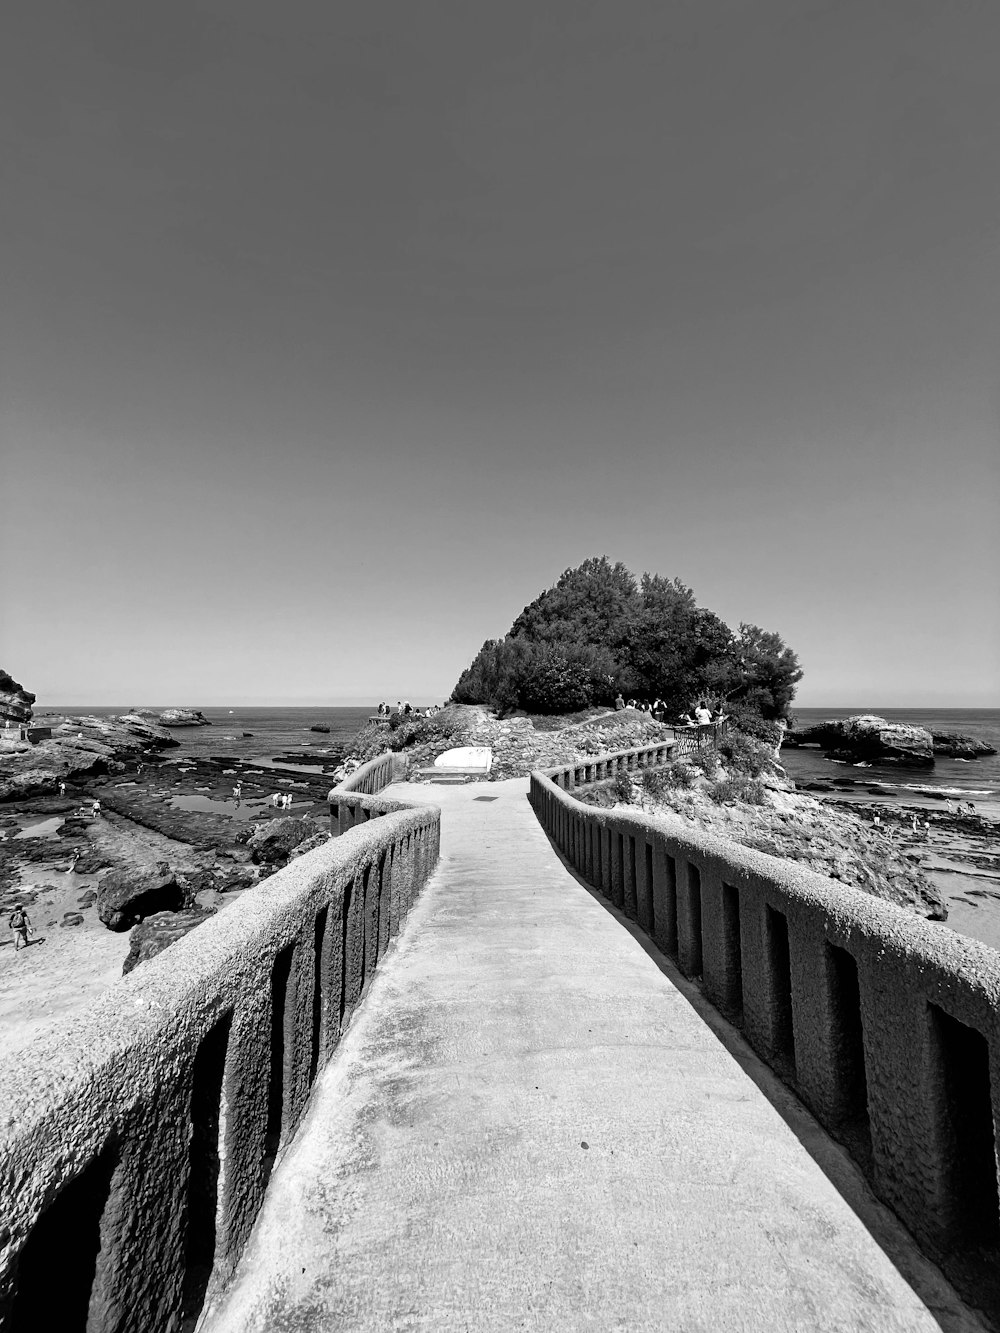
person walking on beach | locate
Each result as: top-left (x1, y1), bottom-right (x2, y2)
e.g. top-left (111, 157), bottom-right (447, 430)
top-left (9, 904), bottom-right (31, 951)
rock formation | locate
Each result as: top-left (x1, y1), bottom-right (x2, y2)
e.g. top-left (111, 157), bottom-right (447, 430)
top-left (783, 715), bottom-right (934, 767)
top-left (0, 713), bottom-right (178, 801)
top-left (97, 862), bottom-right (185, 931)
top-left (158, 708), bottom-right (212, 727)
top-left (0, 669), bottom-right (35, 724)
top-left (931, 732), bottom-right (997, 759)
top-left (122, 905), bottom-right (217, 974)
top-left (247, 816), bottom-right (320, 866)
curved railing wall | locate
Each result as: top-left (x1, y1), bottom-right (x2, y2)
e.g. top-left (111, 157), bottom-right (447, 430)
top-left (327, 751), bottom-right (410, 835)
top-left (0, 772), bottom-right (438, 1331)
top-left (531, 750), bottom-right (1000, 1315)
top-left (545, 739), bottom-right (676, 790)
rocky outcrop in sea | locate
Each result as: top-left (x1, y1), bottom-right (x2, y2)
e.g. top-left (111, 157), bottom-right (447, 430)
top-left (0, 712), bottom-right (179, 801)
top-left (783, 715), bottom-right (934, 767)
top-left (930, 731), bottom-right (997, 759)
top-left (157, 708), bottom-right (212, 727)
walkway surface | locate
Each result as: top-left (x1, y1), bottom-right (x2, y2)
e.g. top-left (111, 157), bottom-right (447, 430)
top-left (204, 780), bottom-right (980, 1333)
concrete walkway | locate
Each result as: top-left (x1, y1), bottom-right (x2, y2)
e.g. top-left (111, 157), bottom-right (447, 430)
top-left (205, 780), bottom-right (980, 1332)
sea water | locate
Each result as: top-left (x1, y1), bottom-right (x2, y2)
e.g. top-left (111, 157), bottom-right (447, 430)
top-left (37, 703), bottom-right (1000, 951)
top-left (39, 705), bottom-right (374, 766)
top-left (781, 707), bottom-right (1000, 815)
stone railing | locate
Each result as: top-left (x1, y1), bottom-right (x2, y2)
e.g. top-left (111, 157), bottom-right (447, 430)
top-left (530, 749), bottom-right (1000, 1316)
top-left (328, 750), bottom-right (410, 835)
top-left (545, 739), bottom-right (676, 790)
top-left (0, 775), bottom-right (439, 1331)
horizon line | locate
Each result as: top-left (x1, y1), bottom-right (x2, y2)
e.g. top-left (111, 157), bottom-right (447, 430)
top-left (32, 698), bottom-right (1000, 711)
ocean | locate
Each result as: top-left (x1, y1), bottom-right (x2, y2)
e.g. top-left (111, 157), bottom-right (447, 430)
top-left (781, 707), bottom-right (1000, 816)
top-left (40, 704), bottom-right (1000, 795)
top-left (39, 705), bottom-right (374, 768)
top-left (32, 702), bottom-right (1000, 951)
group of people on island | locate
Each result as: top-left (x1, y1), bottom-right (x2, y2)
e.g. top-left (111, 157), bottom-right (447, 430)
top-left (375, 701), bottom-right (444, 719)
top-left (613, 694), bottom-right (725, 728)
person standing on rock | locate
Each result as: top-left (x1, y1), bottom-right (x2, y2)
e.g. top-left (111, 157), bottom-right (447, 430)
top-left (9, 904), bottom-right (31, 951)
top-left (58, 781), bottom-right (66, 796)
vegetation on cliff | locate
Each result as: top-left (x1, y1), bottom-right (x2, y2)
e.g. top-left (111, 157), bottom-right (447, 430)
top-left (588, 731), bottom-right (947, 920)
top-left (450, 557), bottom-right (802, 720)
top-left (346, 704), bottom-right (672, 781)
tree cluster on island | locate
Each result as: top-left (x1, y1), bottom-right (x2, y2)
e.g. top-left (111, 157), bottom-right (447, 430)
top-left (450, 557), bottom-right (802, 733)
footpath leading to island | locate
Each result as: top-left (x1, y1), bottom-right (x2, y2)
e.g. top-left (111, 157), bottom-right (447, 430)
top-left (205, 779), bottom-right (979, 1333)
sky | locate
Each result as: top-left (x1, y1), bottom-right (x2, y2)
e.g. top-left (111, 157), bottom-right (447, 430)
top-left (2, 0), bottom-right (998, 708)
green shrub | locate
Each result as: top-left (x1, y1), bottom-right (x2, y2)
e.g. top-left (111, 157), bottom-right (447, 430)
top-left (687, 747), bottom-right (720, 777)
top-left (712, 775), bottom-right (768, 805)
top-left (718, 730), bottom-right (773, 778)
top-left (612, 772), bottom-right (634, 804)
top-left (642, 763), bottom-right (697, 796)
top-left (726, 706), bottom-right (783, 747)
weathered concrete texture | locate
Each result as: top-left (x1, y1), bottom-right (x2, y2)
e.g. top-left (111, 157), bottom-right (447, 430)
top-left (532, 762), bottom-right (1000, 1319)
top-left (204, 780), bottom-right (972, 1333)
top-left (0, 797), bottom-right (439, 1332)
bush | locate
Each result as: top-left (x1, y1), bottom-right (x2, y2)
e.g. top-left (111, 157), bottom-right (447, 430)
top-left (644, 761), bottom-right (695, 792)
top-left (718, 730), bottom-right (773, 778)
top-left (612, 772), bottom-right (634, 804)
top-left (687, 747), bottom-right (720, 777)
top-left (712, 775), bottom-right (768, 805)
top-left (726, 706), bottom-right (784, 747)
top-left (518, 653), bottom-right (595, 714)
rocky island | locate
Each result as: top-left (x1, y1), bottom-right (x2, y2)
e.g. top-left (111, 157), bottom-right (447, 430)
top-left (783, 713), bottom-right (996, 766)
